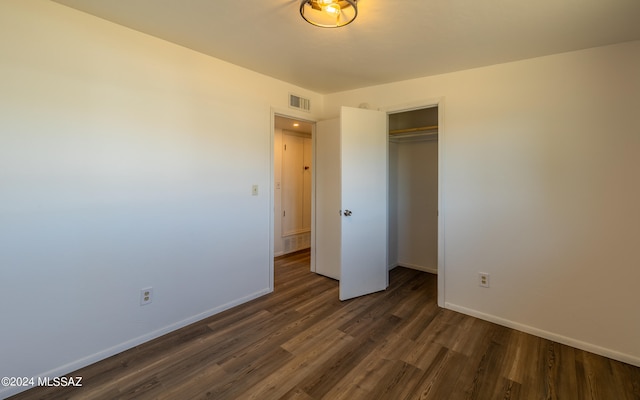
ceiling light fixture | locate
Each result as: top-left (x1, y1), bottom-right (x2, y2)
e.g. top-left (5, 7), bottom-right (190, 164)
top-left (300, 0), bottom-right (358, 28)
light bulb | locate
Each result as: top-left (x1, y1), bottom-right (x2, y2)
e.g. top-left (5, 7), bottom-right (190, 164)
top-left (324, 3), bottom-right (341, 15)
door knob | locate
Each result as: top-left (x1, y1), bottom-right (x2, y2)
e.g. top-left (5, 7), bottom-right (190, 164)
top-left (343, 209), bottom-right (352, 216)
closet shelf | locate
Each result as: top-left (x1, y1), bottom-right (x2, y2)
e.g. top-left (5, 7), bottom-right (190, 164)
top-left (389, 125), bottom-right (438, 136)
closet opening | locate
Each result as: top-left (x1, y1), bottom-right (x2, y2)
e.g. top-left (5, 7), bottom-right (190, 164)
top-left (388, 106), bottom-right (439, 275)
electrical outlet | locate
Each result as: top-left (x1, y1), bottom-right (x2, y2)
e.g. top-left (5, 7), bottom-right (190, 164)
top-left (478, 272), bottom-right (490, 288)
top-left (140, 287), bottom-right (153, 306)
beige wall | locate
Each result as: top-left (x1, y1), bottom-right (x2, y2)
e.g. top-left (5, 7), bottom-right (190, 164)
top-left (326, 40), bottom-right (640, 365)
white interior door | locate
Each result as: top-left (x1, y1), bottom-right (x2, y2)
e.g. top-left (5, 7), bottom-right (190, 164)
top-left (339, 106), bottom-right (388, 300)
top-left (282, 134), bottom-right (305, 236)
top-left (314, 118), bottom-right (341, 280)
top-left (314, 107), bottom-right (388, 299)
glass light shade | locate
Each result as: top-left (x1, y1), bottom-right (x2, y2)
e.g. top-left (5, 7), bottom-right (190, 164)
top-left (300, 0), bottom-right (358, 28)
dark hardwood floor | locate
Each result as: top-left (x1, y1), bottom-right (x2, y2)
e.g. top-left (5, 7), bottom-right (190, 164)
top-left (10, 250), bottom-right (640, 399)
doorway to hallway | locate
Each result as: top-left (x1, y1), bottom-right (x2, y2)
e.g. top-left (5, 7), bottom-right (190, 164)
top-left (273, 115), bottom-right (314, 258)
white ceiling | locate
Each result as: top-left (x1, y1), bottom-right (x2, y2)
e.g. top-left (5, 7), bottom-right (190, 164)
top-left (53, 0), bottom-right (640, 94)
top-left (275, 115), bottom-right (313, 135)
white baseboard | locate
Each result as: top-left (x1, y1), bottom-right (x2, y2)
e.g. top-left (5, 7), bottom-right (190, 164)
top-left (445, 302), bottom-right (640, 368)
top-left (0, 288), bottom-right (272, 399)
top-left (397, 261), bottom-right (438, 274)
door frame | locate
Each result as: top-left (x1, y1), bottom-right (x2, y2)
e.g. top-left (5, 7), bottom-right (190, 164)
top-left (269, 108), bottom-right (318, 291)
top-left (382, 98), bottom-right (446, 307)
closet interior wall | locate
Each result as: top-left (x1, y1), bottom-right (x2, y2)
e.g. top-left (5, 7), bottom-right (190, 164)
top-left (388, 107), bottom-right (439, 273)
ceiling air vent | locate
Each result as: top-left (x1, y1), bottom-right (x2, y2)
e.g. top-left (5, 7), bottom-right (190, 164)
top-left (289, 94), bottom-right (311, 112)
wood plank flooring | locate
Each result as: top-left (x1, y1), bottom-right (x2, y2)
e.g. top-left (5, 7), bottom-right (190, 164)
top-left (10, 250), bottom-right (640, 399)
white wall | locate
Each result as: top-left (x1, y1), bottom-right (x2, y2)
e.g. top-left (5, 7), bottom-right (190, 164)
top-left (0, 1), bottom-right (322, 397)
top-left (388, 142), bottom-right (399, 269)
top-left (391, 139), bottom-right (438, 273)
top-left (325, 41), bottom-right (640, 366)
